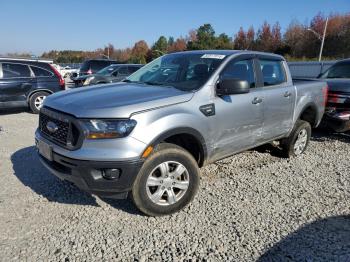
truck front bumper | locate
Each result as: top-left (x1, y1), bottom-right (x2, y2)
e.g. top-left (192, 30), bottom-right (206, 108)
top-left (38, 152), bottom-right (143, 199)
top-left (35, 130), bottom-right (145, 199)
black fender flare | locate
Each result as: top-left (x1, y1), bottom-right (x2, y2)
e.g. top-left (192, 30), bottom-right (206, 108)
top-left (147, 127), bottom-right (208, 166)
top-left (296, 102), bottom-right (320, 127)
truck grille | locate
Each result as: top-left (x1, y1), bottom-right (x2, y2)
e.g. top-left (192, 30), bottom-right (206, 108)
top-left (40, 113), bottom-right (69, 145)
top-left (39, 108), bottom-right (81, 149)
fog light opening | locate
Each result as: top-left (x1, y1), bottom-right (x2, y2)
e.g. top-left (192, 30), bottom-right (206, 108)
top-left (102, 168), bottom-right (121, 180)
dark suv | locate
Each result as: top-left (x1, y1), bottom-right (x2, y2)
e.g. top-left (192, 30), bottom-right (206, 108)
top-left (0, 58), bottom-right (65, 113)
top-left (71, 59), bottom-right (118, 86)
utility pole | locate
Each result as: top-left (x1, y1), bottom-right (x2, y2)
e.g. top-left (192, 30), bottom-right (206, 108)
top-left (318, 17), bottom-right (328, 62)
top-left (307, 17), bottom-right (328, 61)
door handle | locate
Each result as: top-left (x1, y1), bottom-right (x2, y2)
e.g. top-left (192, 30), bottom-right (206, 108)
top-left (252, 97), bottom-right (263, 104)
top-left (284, 91), bottom-right (292, 97)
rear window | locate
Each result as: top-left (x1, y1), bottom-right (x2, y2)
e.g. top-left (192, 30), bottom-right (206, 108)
top-left (260, 60), bottom-right (286, 86)
top-left (2, 63), bottom-right (31, 78)
top-left (80, 60), bottom-right (116, 72)
top-left (31, 66), bottom-right (53, 77)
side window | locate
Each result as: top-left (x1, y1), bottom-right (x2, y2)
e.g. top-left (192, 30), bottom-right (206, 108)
top-left (2, 63), bottom-right (31, 78)
top-left (221, 59), bottom-right (256, 88)
top-left (128, 66), bottom-right (140, 74)
top-left (260, 60), bottom-right (286, 86)
top-left (31, 66), bottom-right (53, 77)
top-left (118, 67), bottom-right (129, 75)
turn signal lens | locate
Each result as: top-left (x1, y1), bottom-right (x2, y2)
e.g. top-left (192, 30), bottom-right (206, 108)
top-left (142, 146), bottom-right (153, 158)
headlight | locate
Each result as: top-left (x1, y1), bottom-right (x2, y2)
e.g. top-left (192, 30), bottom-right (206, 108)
top-left (84, 76), bottom-right (94, 86)
top-left (82, 119), bottom-right (137, 139)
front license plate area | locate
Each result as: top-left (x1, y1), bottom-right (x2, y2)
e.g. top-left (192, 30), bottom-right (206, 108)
top-left (37, 140), bottom-right (53, 161)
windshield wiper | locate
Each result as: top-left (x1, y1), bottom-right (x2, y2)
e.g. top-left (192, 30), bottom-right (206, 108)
top-left (144, 81), bottom-right (173, 87)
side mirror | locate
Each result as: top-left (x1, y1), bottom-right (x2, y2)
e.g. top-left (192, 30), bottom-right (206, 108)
top-left (216, 78), bottom-right (250, 96)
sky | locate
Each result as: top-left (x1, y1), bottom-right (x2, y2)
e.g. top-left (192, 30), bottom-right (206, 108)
top-left (1, 0), bottom-right (349, 55)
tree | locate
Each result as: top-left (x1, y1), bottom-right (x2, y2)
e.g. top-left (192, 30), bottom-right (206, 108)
top-left (284, 21), bottom-right (308, 58)
top-left (167, 38), bottom-right (187, 53)
top-left (216, 33), bottom-right (233, 49)
top-left (168, 36), bottom-right (175, 47)
top-left (130, 40), bottom-right (149, 64)
top-left (234, 27), bottom-right (247, 50)
top-left (256, 21), bottom-right (273, 52)
top-left (187, 24), bottom-right (216, 50)
top-left (150, 36), bottom-right (168, 59)
top-left (246, 26), bottom-right (255, 50)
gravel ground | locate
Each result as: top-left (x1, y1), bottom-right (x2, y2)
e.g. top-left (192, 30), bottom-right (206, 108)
top-left (0, 111), bottom-right (349, 261)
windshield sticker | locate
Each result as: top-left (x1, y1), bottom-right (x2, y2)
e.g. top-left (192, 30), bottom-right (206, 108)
top-left (201, 54), bottom-right (226, 59)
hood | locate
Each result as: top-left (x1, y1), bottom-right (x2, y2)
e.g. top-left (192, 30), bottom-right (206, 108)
top-left (324, 79), bottom-right (350, 93)
top-left (44, 82), bottom-right (194, 118)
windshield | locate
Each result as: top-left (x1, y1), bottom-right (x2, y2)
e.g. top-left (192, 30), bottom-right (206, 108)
top-left (97, 65), bottom-right (120, 75)
top-left (125, 53), bottom-right (227, 91)
top-left (320, 62), bottom-right (350, 79)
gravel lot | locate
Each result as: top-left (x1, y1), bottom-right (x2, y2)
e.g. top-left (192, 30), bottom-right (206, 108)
top-left (0, 111), bottom-right (349, 261)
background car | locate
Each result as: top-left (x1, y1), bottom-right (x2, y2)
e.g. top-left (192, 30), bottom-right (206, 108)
top-left (318, 59), bottom-right (350, 132)
top-left (82, 64), bottom-right (143, 86)
top-left (0, 58), bottom-right (65, 113)
top-left (71, 59), bottom-right (118, 86)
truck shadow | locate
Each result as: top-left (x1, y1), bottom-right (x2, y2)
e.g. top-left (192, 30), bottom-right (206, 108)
top-left (11, 146), bottom-right (141, 214)
top-left (311, 128), bottom-right (350, 144)
top-left (258, 215), bottom-right (350, 261)
top-left (11, 146), bottom-right (98, 206)
top-left (255, 129), bottom-right (349, 157)
top-left (0, 107), bottom-right (30, 115)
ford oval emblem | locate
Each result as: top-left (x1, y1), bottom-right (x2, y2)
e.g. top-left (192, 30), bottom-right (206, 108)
top-left (46, 121), bottom-right (58, 133)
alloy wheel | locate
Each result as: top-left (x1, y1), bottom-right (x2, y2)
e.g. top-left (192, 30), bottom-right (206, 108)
top-left (146, 161), bottom-right (190, 206)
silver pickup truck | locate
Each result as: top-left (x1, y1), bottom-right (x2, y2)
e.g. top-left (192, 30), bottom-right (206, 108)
top-left (35, 50), bottom-right (328, 216)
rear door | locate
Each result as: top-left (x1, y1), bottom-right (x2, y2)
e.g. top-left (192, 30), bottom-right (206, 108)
top-left (0, 62), bottom-right (35, 103)
top-left (30, 65), bottom-right (58, 91)
top-left (257, 58), bottom-right (295, 140)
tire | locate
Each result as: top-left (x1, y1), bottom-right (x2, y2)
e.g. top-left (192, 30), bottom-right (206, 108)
top-left (29, 91), bottom-right (49, 114)
top-left (281, 120), bottom-right (311, 158)
top-left (132, 143), bottom-right (200, 216)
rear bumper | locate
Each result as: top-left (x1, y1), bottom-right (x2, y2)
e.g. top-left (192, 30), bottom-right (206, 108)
top-left (323, 112), bottom-right (350, 132)
top-left (38, 151), bottom-right (143, 199)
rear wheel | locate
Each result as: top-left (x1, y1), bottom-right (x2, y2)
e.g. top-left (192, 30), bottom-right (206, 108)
top-left (281, 120), bottom-right (311, 157)
top-left (29, 91), bottom-right (49, 114)
top-left (132, 143), bottom-right (200, 216)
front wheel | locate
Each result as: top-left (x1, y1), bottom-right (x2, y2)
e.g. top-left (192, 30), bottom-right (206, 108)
top-left (132, 143), bottom-right (200, 216)
top-left (281, 120), bottom-right (311, 157)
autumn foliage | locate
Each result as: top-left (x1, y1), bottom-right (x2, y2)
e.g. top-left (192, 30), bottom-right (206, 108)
top-left (33, 12), bottom-right (350, 63)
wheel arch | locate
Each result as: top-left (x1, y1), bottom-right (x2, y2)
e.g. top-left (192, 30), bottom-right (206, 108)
top-left (296, 102), bottom-right (320, 128)
top-left (147, 127), bottom-right (208, 167)
top-left (27, 89), bottom-right (53, 103)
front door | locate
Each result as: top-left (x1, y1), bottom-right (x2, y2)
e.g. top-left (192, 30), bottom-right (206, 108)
top-left (211, 58), bottom-right (264, 161)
